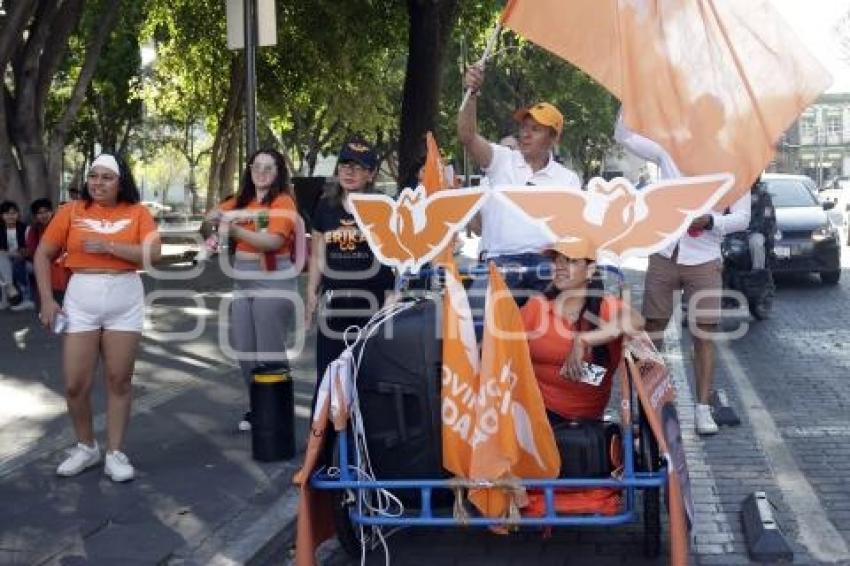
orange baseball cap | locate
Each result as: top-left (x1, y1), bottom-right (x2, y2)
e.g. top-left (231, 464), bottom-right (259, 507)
top-left (513, 102), bottom-right (564, 136)
top-left (544, 236), bottom-right (596, 261)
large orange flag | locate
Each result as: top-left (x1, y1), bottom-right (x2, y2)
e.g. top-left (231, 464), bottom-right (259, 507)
top-left (468, 262), bottom-right (560, 518)
top-left (501, 0), bottom-right (832, 208)
top-left (441, 256), bottom-right (480, 477)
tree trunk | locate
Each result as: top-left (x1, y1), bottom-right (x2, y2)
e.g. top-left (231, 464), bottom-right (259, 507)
top-left (220, 126), bottom-right (241, 199)
top-left (0, 94), bottom-right (26, 204)
top-left (397, 0), bottom-right (458, 190)
top-left (206, 55), bottom-right (244, 210)
top-left (46, 0), bottom-right (121, 199)
top-left (0, 0), bottom-right (118, 205)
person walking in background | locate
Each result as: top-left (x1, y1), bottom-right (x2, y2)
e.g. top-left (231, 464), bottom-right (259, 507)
top-left (458, 63), bottom-right (581, 311)
top-left (304, 138), bottom-right (395, 401)
top-left (0, 200), bottom-right (34, 311)
top-left (33, 153), bottom-right (161, 482)
top-left (615, 113), bottom-right (750, 435)
top-left (747, 179), bottom-right (775, 271)
top-left (206, 148), bottom-right (298, 432)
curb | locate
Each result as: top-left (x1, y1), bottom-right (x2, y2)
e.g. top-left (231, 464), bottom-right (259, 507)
top-left (165, 459), bottom-right (304, 566)
top-left (214, 485), bottom-right (300, 566)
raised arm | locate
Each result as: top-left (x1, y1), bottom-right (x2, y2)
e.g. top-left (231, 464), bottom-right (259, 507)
top-left (457, 63), bottom-right (494, 170)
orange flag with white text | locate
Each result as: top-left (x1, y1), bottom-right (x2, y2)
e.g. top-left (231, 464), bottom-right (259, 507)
top-left (468, 262), bottom-right (560, 518)
top-left (441, 256), bottom-right (480, 477)
top-left (500, 0), bottom-right (832, 208)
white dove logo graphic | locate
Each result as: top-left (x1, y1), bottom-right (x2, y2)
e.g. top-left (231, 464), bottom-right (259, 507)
top-left (75, 218), bottom-right (133, 235)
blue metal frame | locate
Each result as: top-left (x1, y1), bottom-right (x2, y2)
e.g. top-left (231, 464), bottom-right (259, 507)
top-left (312, 425), bottom-right (667, 527)
top-left (310, 263), bottom-right (667, 528)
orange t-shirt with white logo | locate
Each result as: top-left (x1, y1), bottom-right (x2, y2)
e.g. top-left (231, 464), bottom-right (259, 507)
top-left (219, 194), bottom-right (296, 254)
top-left (42, 201), bottom-right (159, 271)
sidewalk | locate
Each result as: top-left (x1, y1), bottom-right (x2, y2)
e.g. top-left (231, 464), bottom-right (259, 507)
top-left (0, 265), bottom-right (313, 566)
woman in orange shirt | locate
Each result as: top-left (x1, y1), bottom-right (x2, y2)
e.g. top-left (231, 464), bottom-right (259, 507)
top-left (206, 148), bottom-right (297, 432)
top-left (33, 153), bottom-right (161, 482)
top-left (520, 238), bottom-right (643, 422)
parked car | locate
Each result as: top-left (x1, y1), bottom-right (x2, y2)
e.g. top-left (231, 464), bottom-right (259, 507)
top-left (762, 174), bottom-right (841, 285)
top-left (141, 201), bottom-right (173, 219)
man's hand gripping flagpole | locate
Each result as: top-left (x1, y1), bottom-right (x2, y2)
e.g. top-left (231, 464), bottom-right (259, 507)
top-left (459, 22), bottom-right (502, 111)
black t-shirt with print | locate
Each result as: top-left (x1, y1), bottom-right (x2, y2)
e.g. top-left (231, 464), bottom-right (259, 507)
top-left (312, 197), bottom-right (395, 297)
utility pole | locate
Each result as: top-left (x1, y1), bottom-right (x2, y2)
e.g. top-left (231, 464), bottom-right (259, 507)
top-left (244, 0), bottom-right (258, 157)
top-left (459, 36), bottom-right (469, 185)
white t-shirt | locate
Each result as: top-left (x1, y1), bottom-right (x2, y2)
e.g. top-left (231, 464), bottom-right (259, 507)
top-left (615, 115), bottom-right (750, 264)
top-left (480, 144), bottom-right (582, 257)
top-left (5, 229), bottom-right (18, 254)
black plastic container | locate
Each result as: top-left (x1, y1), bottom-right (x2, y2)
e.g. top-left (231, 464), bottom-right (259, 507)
top-left (250, 365), bottom-right (295, 461)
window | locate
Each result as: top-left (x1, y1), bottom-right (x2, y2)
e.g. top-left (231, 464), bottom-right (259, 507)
top-left (826, 115), bottom-right (842, 139)
top-left (800, 116), bottom-right (816, 140)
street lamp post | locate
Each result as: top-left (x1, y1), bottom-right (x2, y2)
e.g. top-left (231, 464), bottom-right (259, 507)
top-left (243, 0), bottom-right (258, 157)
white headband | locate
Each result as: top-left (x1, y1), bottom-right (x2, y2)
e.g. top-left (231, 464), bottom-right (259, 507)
top-left (90, 154), bottom-right (120, 177)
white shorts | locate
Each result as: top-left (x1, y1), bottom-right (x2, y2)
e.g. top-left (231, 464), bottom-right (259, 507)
top-left (63, 272), bottom-right (145, 333)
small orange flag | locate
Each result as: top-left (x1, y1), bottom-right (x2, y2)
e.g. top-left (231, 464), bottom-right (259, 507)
top-left (441, 255), bottom-right (480, 477)
top-left (421, 131), bottom-right (455, 266)
top-left (468, 262), bottom-right (560, 518)
top-left (422, 131), bottom-right (449, 195)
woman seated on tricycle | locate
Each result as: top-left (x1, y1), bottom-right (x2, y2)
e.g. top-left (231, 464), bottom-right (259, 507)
top-left (520, 237), bottom-right (644, 424)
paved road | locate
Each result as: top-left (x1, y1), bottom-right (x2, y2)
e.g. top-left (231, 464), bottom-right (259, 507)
top-left (304, 260), bottom-right (850, 566)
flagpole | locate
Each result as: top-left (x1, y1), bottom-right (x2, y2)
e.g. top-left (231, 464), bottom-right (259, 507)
top-left (459, 22), bottom-right (502, 112)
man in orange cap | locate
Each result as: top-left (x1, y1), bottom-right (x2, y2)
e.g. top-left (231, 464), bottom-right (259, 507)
top-left (458, 63), bottom-right (581, 320)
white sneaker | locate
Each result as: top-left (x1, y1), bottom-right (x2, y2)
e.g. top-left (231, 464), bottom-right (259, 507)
top-left (104, 450), bottom-right (135, 482)
top-left (56, 442), bottom-right (101, 476)
top-left (10, 299), bottom-right (34, 312)
top-left (238, 411), bottom-right (252, 432)
top-left (695, 403), bottom-right (719, 435)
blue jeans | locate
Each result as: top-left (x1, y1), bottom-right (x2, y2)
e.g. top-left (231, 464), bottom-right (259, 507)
top-left (5, 256), bottom-right (32, 301)
top-left (467, 252), bottom-right (550, 338)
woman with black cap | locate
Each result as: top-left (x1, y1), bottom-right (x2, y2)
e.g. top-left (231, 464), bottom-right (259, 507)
top-left (304, 137), bottom-right (395, 395)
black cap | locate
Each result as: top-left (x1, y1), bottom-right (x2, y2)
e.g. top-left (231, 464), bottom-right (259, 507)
top-left (337, 138), bottom-right (378, 171)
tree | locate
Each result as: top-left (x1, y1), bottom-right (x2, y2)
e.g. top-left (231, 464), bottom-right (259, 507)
top-left (143, 0), bottom-right (241, 210)
top-left (48, 0), bottom-right (148, 181)
top-left (396, 0), bottom-right (459, 190)
top-left (0, 0), bottom-right (122, 205)
top-left (262, 1), bottom-right (406, 178)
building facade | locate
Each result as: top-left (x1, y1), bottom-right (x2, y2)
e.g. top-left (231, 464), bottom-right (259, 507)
top-left (773, 93), bottom-right (850, 187)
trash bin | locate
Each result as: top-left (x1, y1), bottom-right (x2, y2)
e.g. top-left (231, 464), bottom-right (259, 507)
top-left (250, 365), bottom-right (295, 461)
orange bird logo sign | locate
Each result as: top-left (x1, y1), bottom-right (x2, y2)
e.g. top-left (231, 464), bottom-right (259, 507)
top-left (349, 186), bottom-right (486, 273)
top-left (501, 173), bottom-right (733, 261)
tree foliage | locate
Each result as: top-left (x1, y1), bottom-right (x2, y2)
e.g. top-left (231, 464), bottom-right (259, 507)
top-left (0, 0), bottom-right (619, 207)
